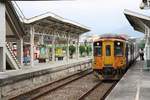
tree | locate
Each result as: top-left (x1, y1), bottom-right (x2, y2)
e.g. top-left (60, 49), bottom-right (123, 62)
top-left (138, 39), bottom-right (145, 49)
top-left (79, 45), bottom-right (86, 57)
top-left (86, 45), bottom-right (92, 56)
top-left (69, 45), bottom-right (76, 58)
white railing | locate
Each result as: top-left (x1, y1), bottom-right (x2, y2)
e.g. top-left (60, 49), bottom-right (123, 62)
top-left (6, 43), bottom-right (21, 69)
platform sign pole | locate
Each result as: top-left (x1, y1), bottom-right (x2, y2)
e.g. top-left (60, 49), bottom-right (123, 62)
top-left (0, 2), bottom-right (6, 71)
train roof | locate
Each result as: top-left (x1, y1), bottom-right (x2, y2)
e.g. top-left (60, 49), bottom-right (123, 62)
top-left (94, 34), bottom-right (129, 42)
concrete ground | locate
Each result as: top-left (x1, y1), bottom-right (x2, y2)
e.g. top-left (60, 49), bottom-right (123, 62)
top-left (106, 59), bottom-right (150, 100)
top-left (22, 56), bottom-right (93, 70)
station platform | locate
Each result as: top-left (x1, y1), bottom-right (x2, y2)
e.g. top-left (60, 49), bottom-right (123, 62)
top-left (0, 57), bottom-right (92, 99)
top-left (2, 57), bottom-right (92, 79)
top-left (22, 57), bottom-right (92, 69)
top-left (106, 60), bottom-right (150, 100)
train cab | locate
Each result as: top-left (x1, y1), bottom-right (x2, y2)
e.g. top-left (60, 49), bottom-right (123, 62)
top-left (93, 34), bottom-right (129, 79)
top-left (92, 34), bottom-right (139, 80)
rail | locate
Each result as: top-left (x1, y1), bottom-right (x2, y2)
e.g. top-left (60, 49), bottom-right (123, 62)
top-left (10, 69), bottom-right (92, 100)
top-left (100, 81), bottom-right (117, 100)
top-left (78, 80), bottom-right (118, 100)
top-left (78, 81), bottom-right (103, 100)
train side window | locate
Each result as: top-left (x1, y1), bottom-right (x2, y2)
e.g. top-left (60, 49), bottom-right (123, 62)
top-left (106, 45), bottom-right (111, 56)
top-left (94, 41), bottom-right (102, 56)
top-left (114, 41), bottom-right (123, 56)
top-left (94, 47), bottom-right (102, 56)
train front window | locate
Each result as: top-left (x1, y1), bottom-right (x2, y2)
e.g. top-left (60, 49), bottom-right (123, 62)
top-left (114, 41), bottom-right (123, 56)
top-left (106, 45), bottom-right (111, 56)
top-left (94, 41), bottom-right (102, 56)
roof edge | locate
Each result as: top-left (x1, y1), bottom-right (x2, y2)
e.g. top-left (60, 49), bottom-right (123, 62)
top-left (124, 9), bottom-right (150, 21)
top-left (23, 12), bottom-right (90, 31)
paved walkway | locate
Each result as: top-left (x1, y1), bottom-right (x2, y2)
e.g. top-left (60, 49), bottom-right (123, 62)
top-left (106, 59), bottom-right (150, 100)
top-left (22, 57), bottom-right (92, 70)
top-left (0, 57), bottom-right (92, 79)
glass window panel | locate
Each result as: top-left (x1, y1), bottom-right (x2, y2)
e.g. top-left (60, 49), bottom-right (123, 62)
top-left (94, 41), bottom-right (102, 56)
top-left (114, 41), bottom-right (123, 56)
top-left (106, 45), bottom-right (111, 56)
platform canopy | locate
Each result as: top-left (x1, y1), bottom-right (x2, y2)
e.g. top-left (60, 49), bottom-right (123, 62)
top-left (124, 9), bottom-right (150, 33)
top-left (124, 9), bottom-right (150, 68)
top-left (23, 12), bottom-right (90, 41)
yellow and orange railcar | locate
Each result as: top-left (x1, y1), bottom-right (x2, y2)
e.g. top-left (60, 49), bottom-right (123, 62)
top-left (93, 34), bottom-right (138, 79)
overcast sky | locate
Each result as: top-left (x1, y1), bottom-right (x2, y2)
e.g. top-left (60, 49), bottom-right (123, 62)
top-left (16, 0), bottom-right (150, 38)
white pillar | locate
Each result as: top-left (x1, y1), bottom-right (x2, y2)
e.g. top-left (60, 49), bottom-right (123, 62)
top-left (17, 38), bottom-right (23, 66)
top-left (30, 26), bottom-right (34, 67)
top-left (91, 41), bottom-right (94, 59)
top-left (67, 35), bottom-right (70, 62)
top-left (52, 36), bottom-right (55, 62)
top-left (76, 36), bottom-right (79, 59)
top-left (40, 35), bottom-right (44, 45)
top-left (0, 2), bottom-right (6, 71)
top-left (145, 27), bottom-right (150, 67)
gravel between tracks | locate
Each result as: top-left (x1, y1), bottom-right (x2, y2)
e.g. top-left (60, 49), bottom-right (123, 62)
top-left (36, 74), bottom-right (99, 100)
top-left (83, 82), bottom-right (114, 100)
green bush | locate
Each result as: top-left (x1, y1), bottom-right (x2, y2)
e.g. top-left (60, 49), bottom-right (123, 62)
top-left (79, 45), bottom-right (86, 57)
top-left (86, 45), bottom-right (92, 56)
top-left (138, 39), bottom-right (145, 49)
top-left (69, 45), bottom-right (76, 58)
top-left (62, 46), bottom-right (67, 51)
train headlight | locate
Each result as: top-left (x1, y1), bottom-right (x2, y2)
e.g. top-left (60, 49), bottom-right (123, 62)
top-left (97, 42), bottom-right (99, 46)
top-left (117, 42), bottom-right (120, 45)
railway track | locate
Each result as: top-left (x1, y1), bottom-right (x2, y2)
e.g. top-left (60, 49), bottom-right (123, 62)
top-left (10, 68), bottom-right (92, 100)
top-left (10, 68), bottom-right (118, 100)
top-left (78, 80), bottom-right (117, 100)
top-left (35, 74), bottom-right (118, 100)
top-left (78, 81), bottom-right (103, 100)
top-left (36, 71), bottom-right (98, 100)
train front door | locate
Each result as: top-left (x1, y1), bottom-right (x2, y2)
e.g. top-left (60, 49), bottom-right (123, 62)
top-left (103, 41), bottom-right (114, 66)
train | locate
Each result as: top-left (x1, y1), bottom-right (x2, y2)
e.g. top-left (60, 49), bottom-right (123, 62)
top-left (92, 34), bottom-right (139, 80)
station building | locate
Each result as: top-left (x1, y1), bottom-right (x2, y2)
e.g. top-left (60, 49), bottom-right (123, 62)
top-left (0, 1), bottom-right (90, 71)
top-left (124, 9), bottom-right (150, 68)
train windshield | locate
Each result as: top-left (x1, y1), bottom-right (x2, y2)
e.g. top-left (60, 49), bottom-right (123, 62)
top-left (106, 45), bottom-right (111, 56)
top-left (94, 41), bottom-right (102, 56)
top-left (114, 41), bottom-right (124, 56)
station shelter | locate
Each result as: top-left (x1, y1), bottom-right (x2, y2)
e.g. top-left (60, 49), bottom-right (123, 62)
top-left (0, 1), bottom-right (90, 71)
top-left (22, 12), bottom-right (90, 67)
top-left (124, 9), bottom-right (150, 68)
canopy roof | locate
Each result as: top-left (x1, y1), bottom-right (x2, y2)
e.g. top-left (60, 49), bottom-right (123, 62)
top-left (23, 12), bottom-right (90, 35)
top-left (124, 9), bottom-right (150, 33)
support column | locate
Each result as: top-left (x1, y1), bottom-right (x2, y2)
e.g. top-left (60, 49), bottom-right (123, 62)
top-left (145, 27), bottom-right (150, 68)
top-left (0, 2), bottom-right (6, 71)
top-left (40, 35), bottom-right (44, 45)
top-left (30, 26), bottom-right (34, 67)
top-left (67, 35), bottom-right (70, 62)
top-left (91, 41), bottom-right (94, 59)
top-left (17, 38), bottom-right (23, 66)
top-left (52, 36), bottom-right (55, 62)
top-left (76, 36), bottom-right (79, 60)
